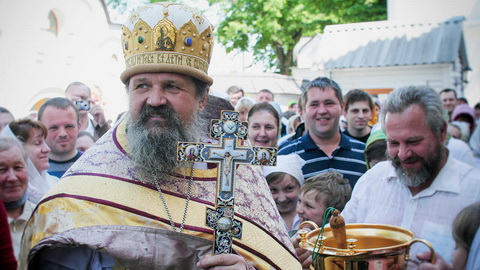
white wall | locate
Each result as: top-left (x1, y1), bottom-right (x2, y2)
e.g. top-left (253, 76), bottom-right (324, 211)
top-left (295, 64), bottom-right (453, 97)
top-left (334, 64), bottom-right (452, 90)
top-left (388, 0), bottom-right (480, 105)
top-left (0, 0), bottom-right (127, 121)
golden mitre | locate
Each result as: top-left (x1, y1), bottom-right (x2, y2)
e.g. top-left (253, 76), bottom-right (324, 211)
top-left (121, 2), bottom-right (214, 85)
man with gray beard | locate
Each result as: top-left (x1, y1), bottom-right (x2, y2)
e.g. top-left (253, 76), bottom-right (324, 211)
top-left (19, 3), bottom-right (300, 269)
top-left (126, 102), bottom-right (206, 180)
top-left (341, 85), bottom-right (480, 267)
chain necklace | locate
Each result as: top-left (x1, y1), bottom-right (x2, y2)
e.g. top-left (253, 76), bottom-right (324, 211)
top-left (153, 164), bottom-right (195, 233)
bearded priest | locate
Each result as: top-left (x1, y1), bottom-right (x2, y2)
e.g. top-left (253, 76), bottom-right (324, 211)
top-left (19, 3), bottom-right (301, 269)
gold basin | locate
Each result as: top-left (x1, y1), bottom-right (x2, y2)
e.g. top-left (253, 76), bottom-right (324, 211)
top-left (299, 223), bottom-right (435, 270)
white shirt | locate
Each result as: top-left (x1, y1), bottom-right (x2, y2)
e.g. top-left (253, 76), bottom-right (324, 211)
top-left (8, 200), bottom-right (36, 260)
top-left (85, 117), bottom-right (95, 137)
top-left (282, 213), bottom-right (301, 237)
top-left (341, 155), bottom-right (480, 263)
top-left (447, 137), bottom-right (476, 167)
top-left (470, 123), bottom-right (480, 167)
top-left (290, 213), bottom-right (301, 231)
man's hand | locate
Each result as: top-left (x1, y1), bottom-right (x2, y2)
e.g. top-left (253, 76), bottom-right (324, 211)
top-left (89, 104), bottom-right (107, 127)
top-left (291, 232), bottom-right (313, 268)
top-left (416, 252), bottom-right (452, 270)
top-left (196, 254), bottom-right (248, 269)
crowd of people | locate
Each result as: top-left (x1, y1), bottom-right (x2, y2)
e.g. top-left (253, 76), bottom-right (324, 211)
top-left (0, 2), bottom-right (479, 270)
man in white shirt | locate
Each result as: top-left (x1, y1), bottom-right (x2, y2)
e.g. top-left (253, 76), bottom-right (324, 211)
top-left (447, 136), bottom-right (476, 167)
top-left (341, 85), bottom-right (480, 266)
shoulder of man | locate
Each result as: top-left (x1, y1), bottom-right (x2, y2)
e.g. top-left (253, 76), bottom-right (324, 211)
top-left (340, 132), bottom-right (366, 151)
top-left (278, 133), bottom-right (309, 154)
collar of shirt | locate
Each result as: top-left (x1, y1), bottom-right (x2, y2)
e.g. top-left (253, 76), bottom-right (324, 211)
top-left (7, 200), bottom-right (36, 228)
top-left (302, 131), bottom-right (353, 152)
top-left (385, 153), bottom-right (461, 198)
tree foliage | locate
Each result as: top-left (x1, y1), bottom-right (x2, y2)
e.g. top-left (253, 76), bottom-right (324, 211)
top-left (208, 0), bottom-right (387, 74)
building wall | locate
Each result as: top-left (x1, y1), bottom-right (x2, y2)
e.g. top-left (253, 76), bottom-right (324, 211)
top-left (0, 0), bottom-right (126, 121)
top-left (294, 64), bottom-right (454, 102)
top-left (0, 0), bottom-right (301, 119)
top-left (388, 0), bottom-right (480, 104)
top-left (329, 64), bottom-right (452, 91)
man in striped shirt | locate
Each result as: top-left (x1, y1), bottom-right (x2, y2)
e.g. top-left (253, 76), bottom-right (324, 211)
top-left (279, 77), bottom-right (367, 187)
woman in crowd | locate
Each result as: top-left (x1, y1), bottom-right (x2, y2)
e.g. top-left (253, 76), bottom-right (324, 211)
top-left (0, 137), bottom-right (36, 259)
top-left (263, 154), bottom-right (305, 236)
top-left (451, 104), bottom-right (476, 136)
top-left (235, 97), bottom-right (255, 122)
top-left (247, 102), bottom-right (280, 147)
top-left (287, 114), bottom-right (302, 135)
top-left (1, 118), bottom-right (58, 203)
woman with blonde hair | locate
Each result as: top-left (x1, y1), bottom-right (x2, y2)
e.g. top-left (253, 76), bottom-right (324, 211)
top-left (234, 97), bottom-right (255, 122)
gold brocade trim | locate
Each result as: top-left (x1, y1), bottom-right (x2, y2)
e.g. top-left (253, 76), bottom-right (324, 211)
top-left (115, 115), bottom-right (218, 179)
top-left (37, 175), bottom-right (300, 269)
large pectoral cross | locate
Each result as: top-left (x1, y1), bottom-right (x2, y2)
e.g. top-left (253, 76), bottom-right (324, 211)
top-left (177, 110), bottom-right (277, 254)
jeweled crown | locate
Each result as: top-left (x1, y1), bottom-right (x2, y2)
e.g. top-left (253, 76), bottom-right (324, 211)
top-left (120, 3), bottom-right (214, 84)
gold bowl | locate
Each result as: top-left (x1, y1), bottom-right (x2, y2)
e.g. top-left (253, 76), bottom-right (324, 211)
top-left (299, 222), bottom-right (435, 270)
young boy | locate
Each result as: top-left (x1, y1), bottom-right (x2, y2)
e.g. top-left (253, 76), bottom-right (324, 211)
top-left (296, 171), bottom-right (352, 226)
top-left (292, 171), bottom-right (352, 269)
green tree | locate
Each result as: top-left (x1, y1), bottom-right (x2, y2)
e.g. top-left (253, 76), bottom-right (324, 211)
top-left (208, 0), bottom-right (386, 75)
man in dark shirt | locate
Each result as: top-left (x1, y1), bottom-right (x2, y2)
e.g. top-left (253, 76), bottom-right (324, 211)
top-left (38, 98), bottom-right (82, 177)
top-left (342, 89), bottom-right (374, 143)
top-left (279, 77), bottom-right (367, 187)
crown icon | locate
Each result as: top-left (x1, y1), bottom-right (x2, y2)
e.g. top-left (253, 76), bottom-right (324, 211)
top-left (120, 3), bottom-right (215, 85)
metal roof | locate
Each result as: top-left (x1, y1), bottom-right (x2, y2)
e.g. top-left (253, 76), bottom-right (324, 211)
top-left (296, 16), bottom-right (469, 70)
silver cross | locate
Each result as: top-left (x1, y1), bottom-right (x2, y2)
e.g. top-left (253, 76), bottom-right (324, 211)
top-left (177, 110), bottom-right (277, 254)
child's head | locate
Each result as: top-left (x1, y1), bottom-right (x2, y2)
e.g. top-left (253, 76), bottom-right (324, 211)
top-left (266, 172), bottom-right (301, 215)
top-left (297, 171), bottom-right (351, 225)
top-left (365, 128), bottom-right (387, 169)
top-left (264, 154), bottom-right (305, 216)
top-left (76, 131), bottom-right (95, 152)
top-left (452, 201), bottom-right (480, 269)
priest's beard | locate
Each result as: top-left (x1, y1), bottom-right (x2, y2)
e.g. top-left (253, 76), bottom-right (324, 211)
top-left (126, 104), bottom-right (205, 183)
top-left (389, 142), bottom-right (444, 187)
